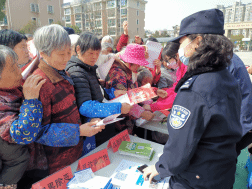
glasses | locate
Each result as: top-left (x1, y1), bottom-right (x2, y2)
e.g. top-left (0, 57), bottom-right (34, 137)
top-left (165, 57), bottom-right (176, 64)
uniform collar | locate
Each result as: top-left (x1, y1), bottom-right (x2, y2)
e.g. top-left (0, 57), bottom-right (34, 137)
top-left (38, 59), bottom-right (64, 84)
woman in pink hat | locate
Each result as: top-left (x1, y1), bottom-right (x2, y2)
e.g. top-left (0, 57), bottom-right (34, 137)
top-left (106, 44), bottom-right (155, 134)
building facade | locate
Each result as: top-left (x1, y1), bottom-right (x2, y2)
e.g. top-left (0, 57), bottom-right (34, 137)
top-left (217, 1), bottom-right (252, 38)
top-left (0, 0), bottom-right (64, 31)
top-left (62, 0), bottom-right (146, 38)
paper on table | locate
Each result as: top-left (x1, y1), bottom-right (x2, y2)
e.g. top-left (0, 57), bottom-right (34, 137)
top-left (113, 159), bottom-right (141, 173)
top-left (97, 56), bottom-right (115, 80)
top-left (93, 114), bottom-right (125, 127)
top-left (74, 168), bottom-right (94, 184)
top-left (112, 166), bottom-right (170, 189)
top-left (145, 41), bottom-right (163, 69)
top-left (68, 176), bottom-right (112, 189)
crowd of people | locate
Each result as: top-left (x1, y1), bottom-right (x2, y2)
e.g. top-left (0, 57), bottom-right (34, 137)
top-left (0, 8), bottom-right (251, 189)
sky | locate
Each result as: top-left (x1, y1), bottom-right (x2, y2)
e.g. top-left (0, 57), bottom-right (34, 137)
top-left (63, 0), bottom-right (252, 31)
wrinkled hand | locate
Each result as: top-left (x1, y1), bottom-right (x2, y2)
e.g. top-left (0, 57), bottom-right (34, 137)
top-left (143, 104), bottom-right (151, 111)
top-left (121, 103), bottom-right (131, 114)
top-left (141, 111), bottom-right (155, 121)
top-left (143, 165), bottom-right (159, 184)
top-left (23, 75), bottom-right (46, 100)
top-left (157, 89), bottom-right (168, 98)
top-left (79, 120), bottom-right (105, 137)
top-left (114, 90), bottom-right (127, 98)
top-left (248, 66), bottom-right (252, 74)
top-left (154, 59), bottom-right (161, 74)
top-left (123, 21), bottom-right (128, 35)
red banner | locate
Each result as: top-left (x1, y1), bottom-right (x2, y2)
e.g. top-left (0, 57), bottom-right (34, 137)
top-left (77, 149), bottom-right (110, 172)
top-left (107, 129), bottom-right (130, 152)
top-left (31, 166), bottom-right (73, 189)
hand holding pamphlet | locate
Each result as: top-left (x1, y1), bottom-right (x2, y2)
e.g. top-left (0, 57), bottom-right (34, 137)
top-left (93, 114), bottom-right (125, 127)
top-left (108, 84), bottom-right (158, 105)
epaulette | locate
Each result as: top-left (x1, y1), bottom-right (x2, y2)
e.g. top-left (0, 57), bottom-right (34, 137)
top-left (179, 75), bottom-right (199, 90)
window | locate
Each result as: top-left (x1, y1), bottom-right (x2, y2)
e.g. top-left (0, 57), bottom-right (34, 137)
top-left (95, 11), bottom-right (101, 19)
top-left (107, 0), bottom-right (116, 8)
top-left (32, 17), bottom-right (36, 22)
top-left (137, 28), bottom-right (139, 33)
top-left (65, 15), bottom-right (70, 22)
top-left (86, 22), bottom-right (89, 27)
top-left (48, 5), bottom-right (54, 14)
top-left (30, 4), bottom-right (39, 13)
top-left (75, 6), bottom-right (82, 14)
top-left (75, 14), bottom-right (81, 21)
top-left (108, 9), bottom-right (115, 17)
top-left (121, 18), bottom-right (127, 25)
top-left (65, 8), bottom-right (71, 15)
top-left (121, 9), bottom-right (127, 16)
top-left (121, 0), bottom-right (127, 7)
top-left (48, 19), bottom-right (54, 25)
top-left (95, 29), bottom-right (102, 35)
top-left (137, 10), bottom-right (139, 16)
top-left (76, 22), bottom-right (81, 29)
top-left (108, 19), bottom-right (116, 26)
top-left (137, 1), bottom-right (140, 7)
top-left (137, 19), bottom-right (139, 25)
top-left (86, 14), bottom-right (89, 19)
top-left (95, 20), bottom-right (102, 27)
top-left (108, 28), bottom-right (116, 35)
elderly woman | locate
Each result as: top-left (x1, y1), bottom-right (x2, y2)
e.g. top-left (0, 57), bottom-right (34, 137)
top-left (137, 67), bottom-right (153, 87)
top-left (17, 25), bottom-right (105, 189)
top-left (106, 44), bottom-right (155, 134)
top-left (0, 45), bottom-right (46, 189)
top-left (0, 30), bottom-right (30, 68)
top-left (65, 32), bottom-right (131, 146)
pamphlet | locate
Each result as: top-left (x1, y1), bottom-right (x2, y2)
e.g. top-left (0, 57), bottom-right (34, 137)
top-left (96, 56), bottom-right (115, 80)
top-left (145, 41), bottom-right (163, 69)
top-left (93, 114), bottom-right (125, 127)
top-left (108, 84), bottom-right (157, 105)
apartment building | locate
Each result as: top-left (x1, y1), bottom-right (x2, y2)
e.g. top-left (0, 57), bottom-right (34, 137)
top-left (217, 1), bottom-right (252, 38)
top-left (0, 0), bottom-right (64, 31)
top-left (62, 0), bottom-right (147, 38)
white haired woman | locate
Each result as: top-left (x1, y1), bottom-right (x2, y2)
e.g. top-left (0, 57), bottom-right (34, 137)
top-left (17, 24), bottom-right (105, 189)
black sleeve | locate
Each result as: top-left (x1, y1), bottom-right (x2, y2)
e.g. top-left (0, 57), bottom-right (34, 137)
top-left (67, 66), bottom-right (92, 108)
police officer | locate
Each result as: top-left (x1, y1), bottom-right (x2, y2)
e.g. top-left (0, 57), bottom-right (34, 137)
top-left (143, 9), bottom-right (242, 189)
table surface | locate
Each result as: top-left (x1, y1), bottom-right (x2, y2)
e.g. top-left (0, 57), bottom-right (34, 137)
top-left (70, 135), bottom-right (164, 177)
top-left (137, 121), bottom-right (169, 135)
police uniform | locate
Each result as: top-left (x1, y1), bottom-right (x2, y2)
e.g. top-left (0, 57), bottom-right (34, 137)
top-left (155, 69), bottom-right (242, 189)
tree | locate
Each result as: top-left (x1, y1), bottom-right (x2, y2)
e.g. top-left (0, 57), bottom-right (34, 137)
top-left (152, 31), bottom-right (160, 38)
top-left (52, 21), bottom-right (64, 26)
top-left (0, 0), bottom-right (6, 21)
top-left (69, 25), bottom-right (81, 34)
top-left (19, 21), bottom-right (39, 34)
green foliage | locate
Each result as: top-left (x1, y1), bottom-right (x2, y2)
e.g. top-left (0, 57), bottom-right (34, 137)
top-left (69, 25), bottom-right (81, 34)
top-left (19, 21), bottom-right (38, 35)
top-left (151, 30), bottom-right (170, 38)
top-left (52, 21), bottom-right (63, 26)
top-left (0, 0), bottom-right (6, 21)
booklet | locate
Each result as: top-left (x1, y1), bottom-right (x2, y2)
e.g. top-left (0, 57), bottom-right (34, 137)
top-left (118, 141), bottom-right (154, 161)
top-left (145, 41), bottom-right (163, 69)
top-left (96, 55), bottom-right (115, 80)
top-left (93, 114), bottom-right (125, 127)
top-left (108, 84), bottom-right (158, 105)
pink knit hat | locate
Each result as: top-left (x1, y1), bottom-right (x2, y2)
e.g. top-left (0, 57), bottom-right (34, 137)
top-left (120, 44), bottom-right (149, 66)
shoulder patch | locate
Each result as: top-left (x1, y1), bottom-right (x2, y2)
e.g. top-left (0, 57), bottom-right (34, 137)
top-left (179, 75), bottom-right (199, 90)
top-left (169, 105), bottom-right (191, 129)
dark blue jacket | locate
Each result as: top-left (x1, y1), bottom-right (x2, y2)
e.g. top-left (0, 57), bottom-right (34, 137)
top-left (228, 54), bottom-right (252, 136)
top-left (156, 69), bottom-right (242, 189)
